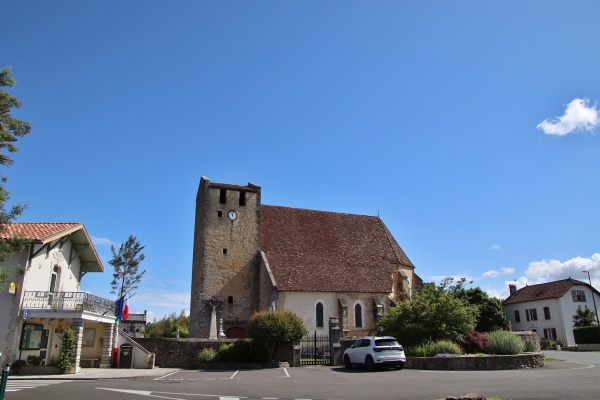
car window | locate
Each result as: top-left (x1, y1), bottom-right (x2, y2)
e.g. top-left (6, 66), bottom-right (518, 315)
top-left (360, 339), bottom-right (370, 347)
top-left (375, 339), bottom-right (400, 347)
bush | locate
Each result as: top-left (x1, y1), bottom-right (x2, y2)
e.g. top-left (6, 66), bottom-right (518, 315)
top-left (405, 340), bottom-right (462, 357)
top-left (197, 347), bottom-right (216, 364)
top-left (461, 331), bottom-right (489, 354)
top-left (486, 331), bottom-right (524, 355)
top-left (573, 326), bottom-right (600, 344)
top-left (404, 342), bottom-right (434, 357)
top-left (215, 340), bottom-right (270, 363)
top-left (58, 327), bottom-right (77, 372)
top-left (26, 355), bottom-right (42, 366)
top-left (431, 340), bottom-right (462, 356)
top-left (247, 311), bottom-right (307, 362)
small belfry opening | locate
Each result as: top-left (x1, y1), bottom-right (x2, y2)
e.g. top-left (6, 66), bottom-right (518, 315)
top-left (239, 191), bottom-right (246, 206)
top-left (219, 188), bottom-right (227, 204)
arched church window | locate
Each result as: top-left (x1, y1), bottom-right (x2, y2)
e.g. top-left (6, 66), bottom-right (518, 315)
top-left (355, 303), bottom-right (363, 328)
top-left (316, 302), bottom-right (324, 328)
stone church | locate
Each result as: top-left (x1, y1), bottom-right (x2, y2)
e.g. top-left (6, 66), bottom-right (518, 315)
top-left (189, 177), bottom-right (420, 339)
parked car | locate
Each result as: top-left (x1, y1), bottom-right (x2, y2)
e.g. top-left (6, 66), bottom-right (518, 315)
top-left (343, 336), bottom-right (406, 371)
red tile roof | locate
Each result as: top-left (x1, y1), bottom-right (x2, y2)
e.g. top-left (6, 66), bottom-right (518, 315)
top-left (260, 205), bottom-right (414, 292)
top-left (503, 278), bottom-right (592, 305)
top-left (0, 222), bottom-right (82, 242)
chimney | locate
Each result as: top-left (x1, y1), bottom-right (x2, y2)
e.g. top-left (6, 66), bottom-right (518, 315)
top-left (509, 284), bottom-right (517, 296)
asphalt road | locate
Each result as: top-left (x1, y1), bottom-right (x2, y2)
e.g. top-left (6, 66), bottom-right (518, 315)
top-left (5, 352), bottom-right (599, 400)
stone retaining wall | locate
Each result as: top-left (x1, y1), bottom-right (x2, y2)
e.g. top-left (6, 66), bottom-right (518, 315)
top-left (406, 353), bottom-right (544, 370)
top-left (135, 338), bottom-right (237, 369)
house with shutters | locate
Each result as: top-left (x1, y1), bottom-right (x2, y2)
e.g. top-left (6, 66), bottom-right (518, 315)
top-left (189, 177), bottom-right (421, 339)
top-left (502, 278), bottom-right (600, 347)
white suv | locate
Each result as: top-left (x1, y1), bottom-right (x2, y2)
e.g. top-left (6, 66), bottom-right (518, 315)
top-left (343, 336), bottom-right (406, 371)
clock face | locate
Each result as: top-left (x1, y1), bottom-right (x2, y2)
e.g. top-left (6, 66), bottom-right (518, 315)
top-left (227, 210), bottom-right (238, 221)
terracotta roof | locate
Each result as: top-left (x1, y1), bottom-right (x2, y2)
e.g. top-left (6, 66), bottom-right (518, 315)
top-left (0, 222), bottom-right (82, 242)
top-left (260, 205), bottom-right (414, 292)
top-left (503, 278), bottom-right (593, 305)
top-left (0, 222), bottom-right (104, 273)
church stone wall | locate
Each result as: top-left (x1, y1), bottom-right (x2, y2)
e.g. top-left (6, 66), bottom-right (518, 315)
top-left (190, 177), bottom-right (261, 338)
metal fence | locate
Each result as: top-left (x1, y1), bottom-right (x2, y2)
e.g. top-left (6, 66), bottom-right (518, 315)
top-left (300, 331), bottom-right (330, 365)
top-left (21, 291), bottom-right (116, 316)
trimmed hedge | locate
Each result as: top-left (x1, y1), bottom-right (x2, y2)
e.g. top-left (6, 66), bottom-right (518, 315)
top-left (573, 326), bottom-right (600, 344)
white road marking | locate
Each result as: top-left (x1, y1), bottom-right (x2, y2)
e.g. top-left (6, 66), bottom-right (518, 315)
top-left (5, 379), bottom-right (72, 392)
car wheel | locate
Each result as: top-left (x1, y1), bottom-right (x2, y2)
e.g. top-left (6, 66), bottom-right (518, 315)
top-left (365, 356), bottom-right (374, 372)
top-left (396, 363), bottom-right (404, 370)
top-left (344, 355), bottom-right (352, 368)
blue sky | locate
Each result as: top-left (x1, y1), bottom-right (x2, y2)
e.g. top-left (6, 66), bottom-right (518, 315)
top-left (3, 1), bottom-right (600, 321)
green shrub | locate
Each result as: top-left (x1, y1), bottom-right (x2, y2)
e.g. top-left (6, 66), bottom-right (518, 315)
top-left (197, 347), bottom-right (216, 364)
top-left (404, 342), bottom-right (434, 357)
top-left (247, 311), bottom-right (307, 362)
top-left (573, 324), bottom-right (597, 344)
top-left (431, 340), bottom-right (462, 355)
top-left (215, 340), bottom-right (270, 363)
top-left (486, 330), bottom-right (524, 355)
top-left (58, 327), bottom-right (77, 372)
top-left (27, 355), bottom-right (43, 366)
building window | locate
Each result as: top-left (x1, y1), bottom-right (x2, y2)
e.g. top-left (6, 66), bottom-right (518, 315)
top-left (544, 328), bottom-right (557, 340)
top-left (529, 308), bottom-right (538, 321)
top-left (514, 310), bottom-right (520, 323)
top-left (228, 296), bottom-right (233, 304)
top-left (217, 211), bottom-right (222, 217)
top-left (239, 191), bottom-right (246, 206)
top-left (222, 248), bottom-right (227, 255)
top-left (572, 290), bottom-right (587, 302)
top-left (525, 309), bottom-right (530, 321)
top-left (219, 188), bottom-right (227, 204)
top-left (544, 307), bottom-right (551, 320)
top-left (354, 303), bottom-right (363, 328)
top-left (316, 302), bottom-right (324, 328)
top-left (82, 328), bottom-right (95, 347)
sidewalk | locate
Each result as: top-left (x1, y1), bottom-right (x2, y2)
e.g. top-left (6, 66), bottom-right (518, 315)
top-left (8, 367), bottom-right (180, 380)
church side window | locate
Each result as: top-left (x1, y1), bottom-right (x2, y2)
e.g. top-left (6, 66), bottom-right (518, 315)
top-left (316, 302), bottom-right (324, 328)
top-left (354, 303), bottom-right (363, 328)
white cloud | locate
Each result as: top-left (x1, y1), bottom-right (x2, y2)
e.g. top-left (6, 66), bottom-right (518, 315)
top-left (490, 244), bottom-right (502, 251)
top-left (537, 98), bottom-right (599, 136)
top-left (482, 267), bottom-right (515, 279)
top-left (526, 253), bottom-right (600, 281)
top-left (90, 235), bottom-right (115, 248)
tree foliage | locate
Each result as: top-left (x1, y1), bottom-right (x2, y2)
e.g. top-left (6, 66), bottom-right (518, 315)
top-left (145, 310), bottom-right (190, 338)
top-left (109, 235), bottom-right (146, 297)
top-left (0, 66), bottom-right (31, 289)
top-left (246, 310), bottom-right (308, 362)
top-left (58, 327), bottom-right (77, 372)
top-left (457, 287), bottom-right (506, 332)
top-left (377, 277), bottom-right (478, 346)
top-left (573, 308), bottom-right (598, 327)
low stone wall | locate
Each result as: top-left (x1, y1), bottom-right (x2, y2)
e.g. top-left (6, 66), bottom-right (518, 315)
top-left (134, 338), bottom-right (295, 369)
top-left (406, 353), bottom-right (544, 370)
top-left (135, 338), bottom-right (237, 369)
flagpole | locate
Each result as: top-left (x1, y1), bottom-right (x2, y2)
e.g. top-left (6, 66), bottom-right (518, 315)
top-left (113, 272), bottom-right (126, 368)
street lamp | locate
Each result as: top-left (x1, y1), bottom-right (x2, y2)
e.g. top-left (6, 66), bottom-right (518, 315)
top-left (581, 271), bottom-right (600, 332)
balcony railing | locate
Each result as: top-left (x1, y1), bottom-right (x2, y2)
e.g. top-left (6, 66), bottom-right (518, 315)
top-left (22, 291), bottom-right (116, 317)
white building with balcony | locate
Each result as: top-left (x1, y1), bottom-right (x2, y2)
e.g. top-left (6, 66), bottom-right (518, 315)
top-left (0, 223), bottom-right (119, 372)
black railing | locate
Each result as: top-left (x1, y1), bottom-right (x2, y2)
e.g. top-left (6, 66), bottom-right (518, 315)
top-left (300, 331), bottom-right (330, 365)
top-left (22, 291), bottom-right (116, 317)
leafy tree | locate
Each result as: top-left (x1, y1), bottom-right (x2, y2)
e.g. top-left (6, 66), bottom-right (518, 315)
top-left (145, 310), bottom-right (190, 338)
top-left (377, 277), bottom-right (478, 346)
top-left (109, 235), bottom-right (146, 298)
top-left (457, 287), bottom-right (506, 332)
top-left (0, 66), bottom-right (32, 289)
top-left (246, 310), bottom-right (307, 362)
top-left (573, 308), bottom-right (597, 327)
